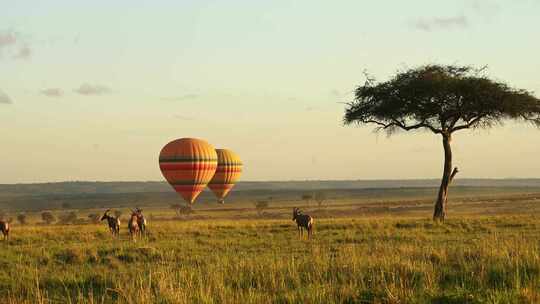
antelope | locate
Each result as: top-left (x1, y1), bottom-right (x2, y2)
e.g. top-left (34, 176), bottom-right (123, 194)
top-left (292, 207), bottom-right (314, 238)
top-left (134, 208), bottom-right (147, 235)
top-left (100, 209), bottom-right (120, 237)
top-left (128, 210), bottom-right (140, 240)
top-left (0, 220), bottom-right (9, 241)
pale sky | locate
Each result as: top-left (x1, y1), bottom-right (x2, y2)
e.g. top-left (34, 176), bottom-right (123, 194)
top-left (1, 0), bottom-right (539, 183)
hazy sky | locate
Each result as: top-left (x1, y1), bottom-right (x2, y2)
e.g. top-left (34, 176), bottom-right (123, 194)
top-left (1, 0), bottom-right (539, 183)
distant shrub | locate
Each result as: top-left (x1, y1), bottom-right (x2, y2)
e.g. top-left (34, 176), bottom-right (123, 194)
top-left (58, 211), bottom-right (78, 224)
top-left (41, 211), bottom-right (56, 224)
top-left (314, 191), bottom-right (327, 209)
top-left (61, 202), bottom-right (72, 209)
top-left (171, 204), bottom-right (193, 217)
top-left (16, 213), bottom-right (27, 225)
top-left (87, 213), bottom-right (101, 224)
top-left (301, 193), bottom-right (313, 207)
top-left (254, 200), bottom-right (269, 216)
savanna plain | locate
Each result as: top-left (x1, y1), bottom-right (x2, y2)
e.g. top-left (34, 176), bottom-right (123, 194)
top-left (2, 182), bottom-right (540, 304)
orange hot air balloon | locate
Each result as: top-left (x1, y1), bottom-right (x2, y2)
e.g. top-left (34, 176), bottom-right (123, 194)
top-left (208, 149), bottom-right (243, 204)
top-left (159, 138), bottom-right (217, 205)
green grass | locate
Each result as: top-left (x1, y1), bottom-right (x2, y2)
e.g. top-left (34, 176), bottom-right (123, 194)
top-left (2, 214), bottom-right (540, 303)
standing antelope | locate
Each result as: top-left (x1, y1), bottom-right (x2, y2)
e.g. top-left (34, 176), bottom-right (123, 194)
top-left (135, 208), bottom-right (147, 235)
top-left (100, 209), bottom-right (120, 237)
top-left (128, 210), bottom-right (140, 240)
top-left (292, 207), bottom-right (314, 238)
top-left (0, 220), bottom-right (9, 241)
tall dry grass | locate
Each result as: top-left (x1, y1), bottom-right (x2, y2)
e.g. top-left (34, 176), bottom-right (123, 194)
top-left (1, 215), bottom-right (540, 303)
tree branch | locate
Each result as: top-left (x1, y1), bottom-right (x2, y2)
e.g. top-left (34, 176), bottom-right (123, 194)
top-left (364, 120), bottom-right (391, 128)
top-left (521, 114), bottom-right (540, 127)
top-left (362, 119), bottom-right (442, 134)
top-left (451, 115), bottom-right (485, 132)
top-left (449, 167), bottom-right (459, 184)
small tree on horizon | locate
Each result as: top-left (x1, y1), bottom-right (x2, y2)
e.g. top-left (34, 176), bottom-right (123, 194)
top-left (301, 193), bottom-right (313, 207)
top-left (17, 213), bottom-right (27, 225)
top-left (344, 65), bottom-right (540, 221)
top-left (314, 191), bottom-right (327, 209)
top-left (58, 211), bottom-right (78, 224)
top-left (41, 211), bottom-right (56, 224)
top-left (170, 203), bottom-right (193, 217)
top-left (254, 200), bottom-right (269, 216)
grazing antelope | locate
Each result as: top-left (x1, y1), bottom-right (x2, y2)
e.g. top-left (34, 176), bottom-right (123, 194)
top-left (0, 220), bottom-right (9, 241)
top-left (100, 209), bottom-right (120, 237)
top-left (292, 207), bottom-right (314, 238)
top-left (135, 208), bottom-right (147, 235)
top-left (128, 210), bottom-right (140, 240)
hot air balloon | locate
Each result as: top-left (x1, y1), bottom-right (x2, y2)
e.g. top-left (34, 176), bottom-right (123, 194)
top-left (208, 149), bottom-right (243, 204)
top-left (159, 138), bottom-right (217, 205)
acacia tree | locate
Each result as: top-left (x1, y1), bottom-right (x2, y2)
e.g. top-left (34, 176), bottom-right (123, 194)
top-left (344, 65), bottom-right (540, 221)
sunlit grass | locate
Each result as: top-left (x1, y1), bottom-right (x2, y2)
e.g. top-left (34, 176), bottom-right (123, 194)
top-left (1, 214), bottom-right (540, 303)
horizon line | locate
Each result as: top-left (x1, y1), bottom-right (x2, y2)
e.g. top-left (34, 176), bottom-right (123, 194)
top-left (2, 177), bottom-right (540, 186)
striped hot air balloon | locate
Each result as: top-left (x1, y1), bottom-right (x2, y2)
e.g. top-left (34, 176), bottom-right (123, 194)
top-left (159, 138), bottom-right (218, 205)
top-left (208, 149), bottom-right (242, 204)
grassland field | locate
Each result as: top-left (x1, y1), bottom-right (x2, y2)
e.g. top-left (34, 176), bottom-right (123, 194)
top-left (2, 185), bottom-right (540, 303)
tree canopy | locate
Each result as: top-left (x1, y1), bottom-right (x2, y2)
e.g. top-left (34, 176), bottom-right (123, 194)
top-left (344, 65), bottom-right (540, 135)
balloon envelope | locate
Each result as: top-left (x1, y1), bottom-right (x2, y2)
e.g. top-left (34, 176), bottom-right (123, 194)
top-left (159, 138), bottom-right (217, 204)
top-left (208, 149), bottom-right (242, 203)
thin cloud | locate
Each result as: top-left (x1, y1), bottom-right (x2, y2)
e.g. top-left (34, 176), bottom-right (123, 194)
top-left (13, 45), bottom-right (31, 60)
top-left (161, 94), bottom-right (199, 101)
top-left (329, 89), bottom-right (341, 98)
top-left (0, 89), bottom-right (13, 104)
top-left (41, 88), bottom-right (64, 98)
top-left (0, 30), bottom-right (17, 48)
top-left (74, 84), bottom-right (112, 96)
top-left (0, 29), bottom-right (32, 60)
top-left (411, 15), bottom-right (469, 31)
top-left (172, 114), bottom-right (195, 121)
top-left (471, 0), bottom-right (500, 19)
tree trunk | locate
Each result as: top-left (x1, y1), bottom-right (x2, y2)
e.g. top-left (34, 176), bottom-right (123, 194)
top-left (433, 133), bottom-right (458, 221)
